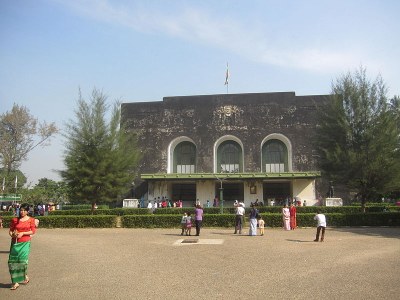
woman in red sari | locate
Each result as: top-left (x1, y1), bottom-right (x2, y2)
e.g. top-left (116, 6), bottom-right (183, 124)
top-left (8, 203), bottom-right (36, 290)
top-left (289, 203), bottom-right (297, 230)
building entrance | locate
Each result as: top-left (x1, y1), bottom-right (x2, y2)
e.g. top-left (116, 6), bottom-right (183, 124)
top-left (172, 183), bottom-right (196, 204)
top-left (263, 182), bottom-right (291, 206)
top-left (215, 182), bottom-right (244, 206)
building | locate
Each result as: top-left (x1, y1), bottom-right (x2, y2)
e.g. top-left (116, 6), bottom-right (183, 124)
top-left (121, 92), bottom-right (330, 207)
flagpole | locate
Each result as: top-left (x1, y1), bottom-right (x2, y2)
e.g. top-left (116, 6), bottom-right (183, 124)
top-left (224, 62), bottom-right (229, 94)
top-left (15, 175), bottom-right (17, 205)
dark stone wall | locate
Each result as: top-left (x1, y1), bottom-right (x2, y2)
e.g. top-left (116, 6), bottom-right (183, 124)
top-left (121, 92), bottom-right (330, 175)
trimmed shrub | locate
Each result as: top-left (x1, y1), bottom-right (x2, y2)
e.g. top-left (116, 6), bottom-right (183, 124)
top-left (49, 208), bottom-right (151, 216)
top-left (203, 214), bottom-right (236, 227)
top-left (38, 216), bottom-right (116, 228)
top-left (153, 208), bottom-right (192, 215)
top-left (0, 211), bottom-right (14, 216)
top-left (62, 204), bottom-right (109, 210)
top-left (250, 205), bottom-right (399, 214)
top-left (122, 215), bottom-right (179, 228)
top-left (2, 211), bottom-right (398, 228)
top-left (258, 212), bottom-right (400, 228)
top-left (1, 216), bottom-right (13, 228)
top-left (121, 214), bottom-right (236, 228)
top-left (152, 207), bottom-right (225, 214)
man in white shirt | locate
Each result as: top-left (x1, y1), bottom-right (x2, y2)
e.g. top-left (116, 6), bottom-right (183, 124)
top-left (314, 211), bottom-right (327, 242)
top-left (234, 203), bottom-right (245, 234)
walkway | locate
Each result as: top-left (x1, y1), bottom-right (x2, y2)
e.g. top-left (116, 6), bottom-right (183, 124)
top-left (0, 227), bottom-right (399, 299)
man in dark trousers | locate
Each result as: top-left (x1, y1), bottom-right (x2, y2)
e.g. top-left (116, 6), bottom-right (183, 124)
top-left (314, 211), bottom-right (327, 242)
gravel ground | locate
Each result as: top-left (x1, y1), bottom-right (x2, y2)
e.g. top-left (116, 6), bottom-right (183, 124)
top-left (0, 227), bottom-right (399, 300)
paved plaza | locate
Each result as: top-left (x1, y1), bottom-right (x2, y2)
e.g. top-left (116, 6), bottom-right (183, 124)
top-left (0, 227), bottom-right (399, 300)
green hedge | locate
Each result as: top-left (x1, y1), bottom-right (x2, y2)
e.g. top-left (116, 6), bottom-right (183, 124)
top-left (2, 212), bottom-right (398, 228)
top-left (1, 215), bottom-right (116, 228)
top-left (45, 206), bottom-right (400, 217)
top-left (152, 207), bottom-right (227, 214)
top-left (122, 212), bottom-right (400, 228)
top-left (49, 208), bottom-right (151, 216)
top-left (153, 206), bottom-right (400, 214)
top-left (121, 214), bottom-right (235, 228)
top-left (259, 212), bottom-right (400, 227)
top-left (62, 204), bottom-right (109, 210)
top-left (0, 211), bottom-right (14, 216)
top-left (255, 206), bottom-right (400, 213)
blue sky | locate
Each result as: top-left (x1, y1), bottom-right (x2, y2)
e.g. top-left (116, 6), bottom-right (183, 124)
top-left (1, 0), bottom-right (399, 186)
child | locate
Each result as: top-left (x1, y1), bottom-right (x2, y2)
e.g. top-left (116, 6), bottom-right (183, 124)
top-left (185, 212), bottom-right (192, 236)
top-left (258, 217), bottom-right (265, 236)
top-left (180, 212), bottom-right (187, 236)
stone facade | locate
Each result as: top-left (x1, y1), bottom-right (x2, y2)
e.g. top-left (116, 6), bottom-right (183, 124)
top-left (121, 92), bottom-right (330, 207)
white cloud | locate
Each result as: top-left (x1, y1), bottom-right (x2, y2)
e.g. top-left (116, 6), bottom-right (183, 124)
top-left (55, 0), bottom-right (385, 75)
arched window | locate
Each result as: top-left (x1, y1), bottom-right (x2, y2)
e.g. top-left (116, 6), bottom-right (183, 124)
top-left (262, 139), bottom-right (288, 172)
top-left (173, 141), bottom-right (196, 173)
top-left (217, 141), bottom-right (242, 173)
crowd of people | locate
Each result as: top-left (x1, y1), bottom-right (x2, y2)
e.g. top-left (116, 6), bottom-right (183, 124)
top-left (226, 200), bottom-right (326, 240)
top-left (147, 197), bottom-right (183, 211)
top-left (172, 197), bottom-right (325, 239)
top-left (233, 201), bottom-right (265, 236)
top-left (2, 203), bottom-right (57, 217)
top-left (146, 197), bottom-right (223, 211)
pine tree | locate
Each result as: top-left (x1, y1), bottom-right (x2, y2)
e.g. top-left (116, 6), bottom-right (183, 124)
top-left (61, 89), bottom-right (141, 210)
top-left (315, 67), bottom-right (400, 210)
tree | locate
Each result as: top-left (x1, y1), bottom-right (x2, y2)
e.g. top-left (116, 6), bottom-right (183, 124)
top-left (315, 67), bottom-right (400, 210)
top-left (0, 169), bottom-right (26, 194)
top-left (389, 95), bottom-right (400, 131)
top-left (0, 104), bottom-right (58, 180)
top-left (60, 89), bottom-right (141, 211)
top-left (21, 178), bottom-right (70, 205)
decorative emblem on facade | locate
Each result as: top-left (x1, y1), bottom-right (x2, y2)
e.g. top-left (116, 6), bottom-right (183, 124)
top-left (215, 105), bottom-right (243, 126)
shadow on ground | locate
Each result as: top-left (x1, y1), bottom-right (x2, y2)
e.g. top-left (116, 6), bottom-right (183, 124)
top-left (330, 227), bottom-right (400, 239)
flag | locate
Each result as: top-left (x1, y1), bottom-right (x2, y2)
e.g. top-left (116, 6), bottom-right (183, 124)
top-left (15, 175), bottom-right (18, 189)
top-left (2, 178), bottom-right (4, 192)
top-left (224, 63), bottom-right (229, 85)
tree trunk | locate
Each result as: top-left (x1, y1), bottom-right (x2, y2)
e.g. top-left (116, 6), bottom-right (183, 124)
top-left (361, 198), bottom-right (366, 213)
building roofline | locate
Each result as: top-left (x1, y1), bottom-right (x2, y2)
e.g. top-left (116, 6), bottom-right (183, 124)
top-left (140, 172), bottom-right (321, 180)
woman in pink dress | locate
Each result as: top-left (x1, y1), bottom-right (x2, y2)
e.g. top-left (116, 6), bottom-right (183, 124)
top-left (282, 204), bottom-right (291, 230)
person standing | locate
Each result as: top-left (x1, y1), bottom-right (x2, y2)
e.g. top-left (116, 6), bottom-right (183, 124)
top-left (194, 204), bottom-right (203, 236)
top-left (289, 203), bottom-right (297, 230)
top-left (314, 211), bottom-right (327, 242)
top-left (213, 197), bottom-right (219, 208)
top-left (258, 216), bottom-right (265, 236)
top-left (185, 213), bottom-right (192, 236)
top-left (180, 212), bottom-right (188, 236)
top-left (234, 203), bottom-right (245, 234)
top-left (147, 201), bottom-right (153, 212)
top-left (248, 204), bottom-right (259, 236)
top-left (8, 203), bottom-right (37, 290)
top-left (282, 204), bottom-right (291, 230)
